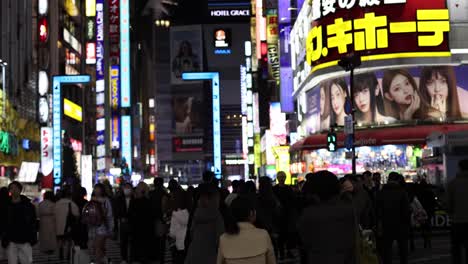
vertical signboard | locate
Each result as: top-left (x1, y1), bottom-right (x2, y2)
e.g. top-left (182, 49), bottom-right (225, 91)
top-left (266, 9), bottom-right (280, 84)
top-left (41, 127), bottom-right (53, 177)
top-left (121, 115), bottom-right (132, 172)
top-left (96, 0), bottom-right (106, 174)
top-left (110, 66), bottom-right (120, 148)
top-left (120, 0), bottom-right (130, 107)
top-left (81, 155), bottom-right (93, 198)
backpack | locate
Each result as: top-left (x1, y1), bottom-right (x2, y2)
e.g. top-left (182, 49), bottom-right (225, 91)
top-left (81, 201), bottom-right (105, 226)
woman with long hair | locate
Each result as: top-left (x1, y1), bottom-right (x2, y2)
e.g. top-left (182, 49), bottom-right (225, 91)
top-left (320, 85), bottom-right (331, 130)
top-left (329, 78), bottom-right (348, 126)
top-left (382, 69), bottom-right (426, 121)
top-left (89, 183), bottom-right (114, 264)
top-left (353, 73), bottom-right (396, 125)
top-left (217, 196), bottom-right (276, 264)
top-left (419, 66), bottom-right (461, 121)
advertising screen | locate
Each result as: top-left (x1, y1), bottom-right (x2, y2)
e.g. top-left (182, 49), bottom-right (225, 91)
top-left (305, 65), bottom-right (468, 133)
top-left (170, 26), bottom-right (203, 84)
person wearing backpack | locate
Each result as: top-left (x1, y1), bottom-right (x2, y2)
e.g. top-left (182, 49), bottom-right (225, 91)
top-left (86, 183), bottom-right (114, 264)
top-left (54, 185), bottom-right (80, 260)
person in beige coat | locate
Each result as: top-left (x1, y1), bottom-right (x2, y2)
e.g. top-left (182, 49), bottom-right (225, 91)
top-left (217, 196), bottom-right (276, 264)
top-left (54, 187), bottom-right (79, 259)
top-left (37, 191), bottom-right (57, 253)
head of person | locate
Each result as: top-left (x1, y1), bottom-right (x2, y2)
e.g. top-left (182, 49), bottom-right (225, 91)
top-left (202, 171), bottom-right (215, 184)
top-left (382, 69), bottom-right (419, 110)
top-left (231, 180), bottom-right (240, 193)
top-left (373, 172), bottom-right (381, 185)
top-left (388, 172), bottom-right (405, 186)
top-left (276, 171), bottom-right (287, 185)
top-left (305, 171), bottom-right (340, 202)
top-left (92, 183), bottom-right (106, 199)
top-left (329, 78), bottom-right (348, 124)
top-left (320, 85), bottom-right (331, 121)
top-left (180, 41), bottom-right (193, 56)
top-left (458, 159), bottom-right (468, 173)
top-left (61, 185), bottom-right (72, 199)
top-left (153, 177), bottom-right (164, 189)
top-left (122, 182), bottom-right (133, 197)
top-left (225, 196), bottom-right (256, 235)
top-left (258, 176), bottom-right (274, 197)
top-left (354, 73), bottom-right (378, 123)
top-left (363, 170), bottom-right (373, 185)
top-left (174, 191), bottom-right (188, 210)
top-left (198, 184), bottom-right (220, 209)
top-left (419, 66), bottom-right (460, 119)
top-left (8, 181), bottom-right (23, 199)
top-left (339, 177), bottom-right (354, 193)
top-left (135, 182), bottom-right (149, 198)
top-left (43, 191), bottom-right (55, 202)
top-left (240, 180), bottom-right (257, 195)
top-left (168, 179), bottom-right (180, 193)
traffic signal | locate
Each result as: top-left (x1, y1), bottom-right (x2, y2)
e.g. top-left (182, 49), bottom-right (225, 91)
top-left (327, 132), bottom-right (337, 152)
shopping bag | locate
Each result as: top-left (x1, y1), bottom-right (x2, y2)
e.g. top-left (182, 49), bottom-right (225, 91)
top-left (73, 246), bottom-right (90, 264)
top-left (356, 229), bottom-right (380, 264)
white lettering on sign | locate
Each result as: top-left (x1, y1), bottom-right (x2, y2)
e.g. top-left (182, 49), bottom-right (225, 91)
top-left (210, 9), bottom-right (250, 17)
top-left (316, 0), bottom-right (406, 19)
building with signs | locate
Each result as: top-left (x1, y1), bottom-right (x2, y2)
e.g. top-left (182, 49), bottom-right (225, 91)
top-left (290, 0), bottom-right (468, 185)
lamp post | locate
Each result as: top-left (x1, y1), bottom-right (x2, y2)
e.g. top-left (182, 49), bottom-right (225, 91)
top-left (338, 54), bottom-right (361, 176)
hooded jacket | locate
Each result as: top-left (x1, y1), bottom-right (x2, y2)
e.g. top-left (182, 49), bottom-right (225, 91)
top-left (447, 171), bottom-right (468, 223)
top-left (4, 195), bottom-right (37, 245)
top-left (185, 207), bottom-right (224, 264)
top-left (169, 209), bottom-right (189, 250)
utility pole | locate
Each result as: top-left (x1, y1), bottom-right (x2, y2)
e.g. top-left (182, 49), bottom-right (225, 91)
top-left (338, 54), bottom-right (361, 176)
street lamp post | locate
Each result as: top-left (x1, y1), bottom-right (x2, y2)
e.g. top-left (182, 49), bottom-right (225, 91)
top-left (338, 54), bottom-right (361, 176)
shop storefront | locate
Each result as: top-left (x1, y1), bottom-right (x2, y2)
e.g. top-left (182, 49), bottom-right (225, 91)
top-left (289, 0), bottom-right (468, 184)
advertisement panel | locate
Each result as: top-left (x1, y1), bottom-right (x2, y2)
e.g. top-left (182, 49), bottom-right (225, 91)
top-left (41, 127), bottom-right (53, 176)
top-left (96, 0), bottom-right (104, 80)
top-left (172, 136), bottom-right (203, 152)
top-left (81, 155), bottom-right (93, 199)
top-left (170, 26), bottom-right (203, 84)
top-left (266, 10), bottom-right (280, 84)
top-left (121, 115), bottom-right (132, 172)
top-left (109, 0), bottom-right (120, 63)
top-left (110, 66), bottom-right (120, 110)
top-left (269, 102), bottom-right (287, 145)
top-left (120, 0), bottom-right (130, 107)
top-left (63, 98), bottom-right (82, 122)
top-left (306, 0), bottom-right (450, 72)
top-left (172, 86), bottom-right (204, 136)
top-left (306, 65), bottom-right (468, 133)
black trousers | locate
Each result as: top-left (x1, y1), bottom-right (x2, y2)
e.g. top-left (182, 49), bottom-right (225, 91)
top-left (382, 234), bottom-right (408, 264)
top-left (451, 222), bottom-right (468, 264)
top-left (119, 221), bottom-right (130, 262)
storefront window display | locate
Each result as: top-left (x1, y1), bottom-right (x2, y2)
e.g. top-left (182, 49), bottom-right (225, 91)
top-left (302, 144), bottom-right (422, 177)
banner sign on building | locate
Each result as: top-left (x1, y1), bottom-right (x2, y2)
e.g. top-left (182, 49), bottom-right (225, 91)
top-left (306, 0), bottom-right (450, 72)
top-left (266, 9), bottom-right (280, 84)
top-left (110, 66), bottom-right (120, 110)
top-left (121, 115), bottom-right (132, 172)
top-left (96, 0), bottom-right (104, 80)
top-left (41, 127), bottom-right (53, 176)
top-left (109, 0), bottom-right (120, 63)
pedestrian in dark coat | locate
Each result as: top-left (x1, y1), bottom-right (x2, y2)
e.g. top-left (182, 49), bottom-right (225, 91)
top-left (377, 172), bottom-right (410, 264)
top-left (185, 184), bottom-right (224, 264)
top-left (129, 182), bottom-right (157, 263)
top-left (298, 171), bottom-right (356, 264)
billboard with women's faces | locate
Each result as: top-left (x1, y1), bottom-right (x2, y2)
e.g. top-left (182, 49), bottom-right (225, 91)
top-left (305, 65), bottom-right (468, 133)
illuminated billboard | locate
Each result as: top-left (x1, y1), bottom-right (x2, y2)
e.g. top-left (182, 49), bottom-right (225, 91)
top-left (304, 65), bottom-right (468, 134)
top-left (121, 115), bottom-right (132, 172)
top-left (63, 98), bottom-right (82, 122)
top-left (120, 0), bottom-right (131, 107)
top-left (306, 0), bottom-right (450, 73)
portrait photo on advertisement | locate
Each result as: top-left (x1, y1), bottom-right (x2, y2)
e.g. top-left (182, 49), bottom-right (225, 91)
top-left (172, 87), bottom-right (204, 135)
top-left (170, 25), bottom-right (203, 84)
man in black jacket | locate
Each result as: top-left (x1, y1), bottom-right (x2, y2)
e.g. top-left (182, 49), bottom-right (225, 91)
top-left (377, 172), bottom-right (410, 264)
top-left (2, 181), bottom-right (37, 264)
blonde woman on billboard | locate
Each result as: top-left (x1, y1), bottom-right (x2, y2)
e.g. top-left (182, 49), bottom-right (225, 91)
top-left (382, 69), bottom-right (427, 121)
top-left (329, 78), bottom-right (348, 127)
top-left (419, 66), bottom-right (462, 121)
top-left (353, 72), bottom-right (396, 126)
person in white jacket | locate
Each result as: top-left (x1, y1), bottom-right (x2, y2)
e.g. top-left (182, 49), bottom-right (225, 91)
top-left (54, 186), bottom-right (79, 260)
top-left (169, 191), bottom-right (189, 264)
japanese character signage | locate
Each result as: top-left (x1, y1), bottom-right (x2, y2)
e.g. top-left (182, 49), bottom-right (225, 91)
top-left (109, 0), bottom-right (120, 64)
top-left (96, 0), bottom-right (104, 80)
top-left (306, 0), bottom-right (450, 71)
top-left (120, 0), bottom-right (131, 108)
top-left (267, 10), bottom-right (280, 84)
top-left (110, 66), bottom-right (120, 110)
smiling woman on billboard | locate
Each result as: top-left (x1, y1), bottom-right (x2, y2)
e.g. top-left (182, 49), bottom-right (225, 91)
top-left (329, 78), bottom-right (348, 127)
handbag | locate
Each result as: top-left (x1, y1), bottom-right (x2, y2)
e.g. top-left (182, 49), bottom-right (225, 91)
top-left (64, 203), bottom-right (76, 238)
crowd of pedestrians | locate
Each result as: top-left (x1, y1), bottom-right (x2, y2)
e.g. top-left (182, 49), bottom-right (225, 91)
top-left (1, 160), bottom-right (468, 263)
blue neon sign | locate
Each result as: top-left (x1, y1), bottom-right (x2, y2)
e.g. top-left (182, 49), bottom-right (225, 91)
top-left (52, 75), bottom-right (91, 187)
top-left (121, 115), bottom-right (132, 172)
top-left (182, 72), bottom-right (222, 179)
top-left (120, 0), bottom-right (130, 107)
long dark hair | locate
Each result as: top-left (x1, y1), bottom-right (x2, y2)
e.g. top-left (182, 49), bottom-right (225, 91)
top-left (354, 73), bottom-right (378, 123)
top-left (320, 85), bottom-right (331, 122)
top-left (328, 78), bottom-right (348, 126)
top-left (419, 66), bottom-right (461, 120)
top-left (225, 196), bottom-right (255, 235)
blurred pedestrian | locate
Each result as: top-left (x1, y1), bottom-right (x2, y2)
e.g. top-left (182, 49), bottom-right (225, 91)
top-left (225, 180), bottom-right (240, 207)
top-left (377, 172), bottom-right (410, 264)
top-left (55, 185), bottom-right (79, 260)
top-left (150, 177), bottom-right (169, 263)
top-left (417, 179), bottom-right (435, 249)
top-left (0, 187), bottom-right (10, 261)
top-left (185, 184), bottom-right (224, 264)
top-left (217, 196), bottom-right (276, 264)
top-left (2, 181), bottom-right (37, 264)
top-left (129, 182), bottom-right (157, 263)
top-left (115, 183), bottom-right (133, 264)
top-left (273, 171), bottom-right (296, 260)
top-left (71, 187), bottom-right (90, 264)
top-left (169, 189), bottom-right (189, 264)
top-left (37, 191), bottom-right (57, 254)
top-left (348, 174), bottom-right (375, 230)
top-left (256, 177), bottom-right (280, 236)
top-left (88, 183), bottom-right (114, 264)
top-left (297, 171), bottom-right (356, 264)
top-left (447, 160), bottom-right (468, 264)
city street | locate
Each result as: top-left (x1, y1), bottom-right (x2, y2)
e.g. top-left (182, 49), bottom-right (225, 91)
top-left (0, 234), bottom-right (451, 264)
